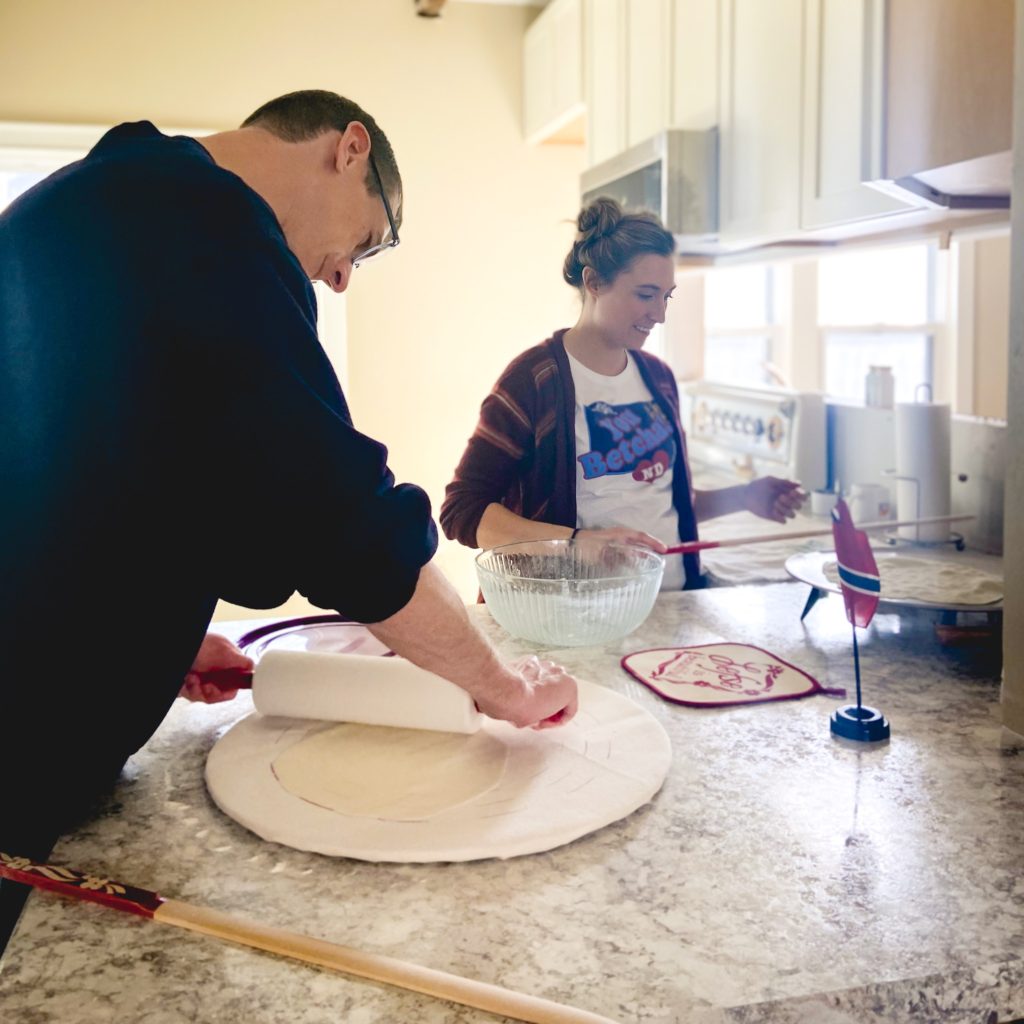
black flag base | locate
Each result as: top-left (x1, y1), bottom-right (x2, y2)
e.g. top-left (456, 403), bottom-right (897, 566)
top-left (830, 704), bottom-right (891, 742)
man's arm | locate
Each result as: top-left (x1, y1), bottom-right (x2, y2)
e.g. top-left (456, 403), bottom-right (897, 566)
top-left (365, 562), bottom-right (578, 729)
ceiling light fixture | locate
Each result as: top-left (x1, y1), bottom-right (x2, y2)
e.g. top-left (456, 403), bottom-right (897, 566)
top-left (414, 0), bottom-right (446, 16)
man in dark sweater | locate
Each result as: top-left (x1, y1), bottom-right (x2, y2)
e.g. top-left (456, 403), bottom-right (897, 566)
top-left (0, 90), bottom-right (578, 950)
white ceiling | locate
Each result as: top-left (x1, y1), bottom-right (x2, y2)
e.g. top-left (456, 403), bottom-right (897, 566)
top-left (453, 1), bottom-right (549, 6)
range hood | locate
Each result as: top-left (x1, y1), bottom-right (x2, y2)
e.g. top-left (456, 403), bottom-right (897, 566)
top-left (863, 0), bottom-right (1013, 211)
top-left (580, 129), bottom-right (718, 247)
top-left (867, 151), bottom-right (1011, 211)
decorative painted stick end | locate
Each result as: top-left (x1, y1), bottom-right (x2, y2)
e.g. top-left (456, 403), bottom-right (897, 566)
top-left (0, 851), bottom-right (164, 918)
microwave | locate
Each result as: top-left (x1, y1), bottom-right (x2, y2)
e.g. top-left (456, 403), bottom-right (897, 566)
top-left (580, 128), bottom-right (719, 246)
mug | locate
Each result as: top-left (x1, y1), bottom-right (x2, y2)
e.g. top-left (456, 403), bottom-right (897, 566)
top-left (849, 483), bottom-right (890, 524)
top-left (810, 489), bottom-right (837, 516)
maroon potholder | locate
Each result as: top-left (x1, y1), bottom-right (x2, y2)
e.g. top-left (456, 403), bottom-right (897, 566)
top-left (622, 643), bottom-right (845, 708)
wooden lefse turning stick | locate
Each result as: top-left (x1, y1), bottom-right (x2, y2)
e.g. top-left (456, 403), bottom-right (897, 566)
top-left (663, 512), bottom-right (974, 556)
top-left (0, 853), bottom-right (620, 1024)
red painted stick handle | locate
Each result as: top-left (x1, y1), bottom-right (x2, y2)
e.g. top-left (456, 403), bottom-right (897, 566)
top-left (0, 851), bottom-right (164, 918)
top-left (195, 668), bottom-right (254, 690)
top-left (663, 539), bottom-right (721, 555)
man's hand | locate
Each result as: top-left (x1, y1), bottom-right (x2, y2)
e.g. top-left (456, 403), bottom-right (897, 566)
top-left (743, 476), bottom-right (806, 524)
top-left (367, 563), bottom-right (580, 731)
top-left (472, 655), bottom-right (580, 730)
top-left (179, 633), bottom-right (254, 704)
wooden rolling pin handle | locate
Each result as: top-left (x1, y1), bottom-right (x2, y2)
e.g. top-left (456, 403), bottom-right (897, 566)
top-left (157, 898), bottom-right (622, 1024)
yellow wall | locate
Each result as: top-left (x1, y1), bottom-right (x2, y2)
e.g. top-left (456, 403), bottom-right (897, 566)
top-left (0, 0), bottom-right (585, 613)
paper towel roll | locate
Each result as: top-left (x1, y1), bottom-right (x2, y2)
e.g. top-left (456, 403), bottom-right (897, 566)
top-left (894, 401), bottom-right (951, 542)
top-left (252, 650), bottom-right (482, 734)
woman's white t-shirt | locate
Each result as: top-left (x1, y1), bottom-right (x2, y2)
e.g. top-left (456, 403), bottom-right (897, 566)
top-left (567, 351), bottom-right (684, 590)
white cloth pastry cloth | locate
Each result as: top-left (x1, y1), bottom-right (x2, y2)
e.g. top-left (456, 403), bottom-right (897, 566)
top-left (206, 678), bottom-right (672, 862)
top-left (251, 649), bottom-right (482, 733)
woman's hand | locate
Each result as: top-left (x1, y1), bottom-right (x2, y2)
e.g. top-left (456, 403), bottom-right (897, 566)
top-left (743, 476), bottom-right (806, 523)
top-left (179, 633), bottom-right (254, 704)
top-left (572, 526), bottom-right (667, 553)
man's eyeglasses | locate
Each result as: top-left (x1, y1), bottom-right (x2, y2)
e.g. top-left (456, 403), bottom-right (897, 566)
top-left (353, 152), bottom-right (399, 268)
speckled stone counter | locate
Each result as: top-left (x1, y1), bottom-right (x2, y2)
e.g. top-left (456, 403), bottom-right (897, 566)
top-left (1, 583), bottom-right (1021, 1023)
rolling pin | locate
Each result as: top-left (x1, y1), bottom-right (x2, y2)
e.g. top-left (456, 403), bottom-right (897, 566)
top-left (198, 649), bottom-right (482, 734)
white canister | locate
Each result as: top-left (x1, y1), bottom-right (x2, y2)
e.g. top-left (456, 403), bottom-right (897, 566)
top-left (810, 489), bottom-right (838, 516)
top-left (865, 366), bottom-right (895, 409)
top-left (849, 483), bottom-right (890, 524)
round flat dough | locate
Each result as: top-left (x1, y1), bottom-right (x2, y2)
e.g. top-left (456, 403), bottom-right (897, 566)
top-left (824, 555), bottom-right (1002, 606)
top-left (271, 724), bottom-right (508, 821)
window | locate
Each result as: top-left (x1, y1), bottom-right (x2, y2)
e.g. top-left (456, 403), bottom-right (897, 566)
top-left (1, 170), bottom-right (47, 210)
top-left (818, 242), bottom-right (936, 403)
top-left (703, 264), bottom-right (776, 386)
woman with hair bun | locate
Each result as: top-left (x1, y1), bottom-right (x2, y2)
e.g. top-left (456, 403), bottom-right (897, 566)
top-left (440, 198), bottom-right (804, 590)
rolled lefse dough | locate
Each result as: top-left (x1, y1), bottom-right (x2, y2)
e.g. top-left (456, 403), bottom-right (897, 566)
top-left (824, 555), bottom-right (1002, 605)
top-left (271, 724), bottom-right (508, 821)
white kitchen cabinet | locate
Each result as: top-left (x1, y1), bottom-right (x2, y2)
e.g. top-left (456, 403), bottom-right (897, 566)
top-left (717, 0), bottom-right (803, 244)
top-left (523, 0), bottom-right (585, 145)
top-left (670, 0), bottom-right (718, 131)
top-left (578, 0), bottom-right (1012, 244)
top-left (584, 0), bottom-right (673, 165)
top-left (583, 0), bottom-right (627, 166)
top-left (801, 0), bottom-right (920, 230)
top-left (625, 0), bottom-right (672, 148)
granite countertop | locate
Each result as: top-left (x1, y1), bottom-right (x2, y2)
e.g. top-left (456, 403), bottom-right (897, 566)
top-left (1, 583), bottom-right (1021, 1024)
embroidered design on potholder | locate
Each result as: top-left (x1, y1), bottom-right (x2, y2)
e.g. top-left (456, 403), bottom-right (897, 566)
top-left (621, 643), bottom-right (845, 708)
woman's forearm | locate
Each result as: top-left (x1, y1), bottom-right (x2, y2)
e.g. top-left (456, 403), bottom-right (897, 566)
top-left (475, 503), bottom-right (573, 550)
top-left (693, 484), bottom-right (748, 523)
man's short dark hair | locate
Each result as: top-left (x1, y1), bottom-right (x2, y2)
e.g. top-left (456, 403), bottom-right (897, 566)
top-left (242, 90), bottom-right (402, 227)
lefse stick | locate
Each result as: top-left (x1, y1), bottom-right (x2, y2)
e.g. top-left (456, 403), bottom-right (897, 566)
top-left (0, 852), bottom-right (621, 1024)
top-left (663, 513), bottom-right (973, 556)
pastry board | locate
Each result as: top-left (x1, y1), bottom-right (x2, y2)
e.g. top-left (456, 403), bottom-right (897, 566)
top-left (206, 618), bottom-right (672, 862)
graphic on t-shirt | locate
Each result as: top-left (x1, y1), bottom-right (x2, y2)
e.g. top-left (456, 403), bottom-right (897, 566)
top-left (577, 400), bottom-right (677, 483)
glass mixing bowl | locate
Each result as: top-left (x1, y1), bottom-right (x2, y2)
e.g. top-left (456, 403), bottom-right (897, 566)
top-left (475, 538), bottom-right (665, 647)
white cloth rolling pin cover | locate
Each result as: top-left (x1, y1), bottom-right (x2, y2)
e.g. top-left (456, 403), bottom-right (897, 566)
top-left (251, 649), bottom-right (482, 734)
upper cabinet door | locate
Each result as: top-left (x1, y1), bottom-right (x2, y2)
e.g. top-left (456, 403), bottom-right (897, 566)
top-left (718, 0), bottom-right (803, 243)
top-left (670, 0), bottom-right (719, 131)
top-left (626, 0), bottom-right (672, 147)
top-left (584, 0), bottom-right (628, 166)
top-left (584, 0), bottom-right (673, 166)
top-left (523, 0), bottom-right (585, 145)
top-left (801, 0), bottom-right (913, 229)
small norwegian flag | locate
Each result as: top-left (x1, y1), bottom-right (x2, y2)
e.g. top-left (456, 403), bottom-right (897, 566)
top-left (831, 498), bottom-right (881, 629)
